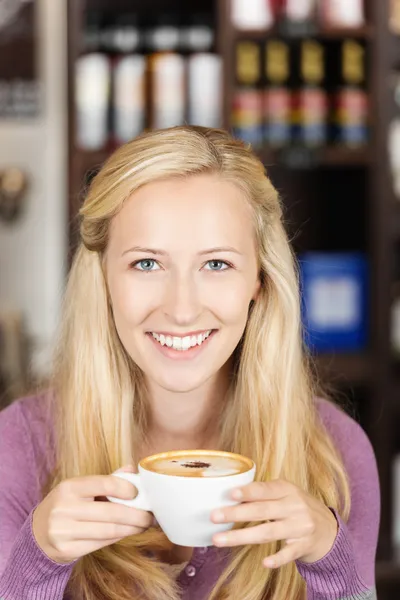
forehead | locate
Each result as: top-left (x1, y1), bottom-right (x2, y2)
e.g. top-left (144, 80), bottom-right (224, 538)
top-left (109, 174), bottom-right (256, 251)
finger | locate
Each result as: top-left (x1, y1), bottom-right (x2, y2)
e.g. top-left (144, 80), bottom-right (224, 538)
top-left (231, 480), bottom-right (292, 503)
top-left (72, 521), bottom-right (145, 541)
top-left (114, 465), bottom-right (136, 473)
top-left (263, 542), bottom-right (303, 569)
top-left (211, 499), bottom-right (289, 525)
top-left (67, 536), bottom-right (130, 559)
top-left (71, 502), bottom-right (153, 529)
top-left (213, 519), bottom-right (304, 548)
top-left (60, 476), bottom-right (137, 501)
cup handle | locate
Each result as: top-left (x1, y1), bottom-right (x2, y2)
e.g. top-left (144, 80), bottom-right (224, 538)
top-left (107, 472), bottom-right (152, 512)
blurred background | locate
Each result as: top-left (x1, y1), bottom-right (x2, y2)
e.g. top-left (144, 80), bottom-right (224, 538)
top-left (0, 0), bottom-right (399, 596)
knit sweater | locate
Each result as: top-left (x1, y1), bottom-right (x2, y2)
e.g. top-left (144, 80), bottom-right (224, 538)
top-left (0, 394), bottom-right (380, 599)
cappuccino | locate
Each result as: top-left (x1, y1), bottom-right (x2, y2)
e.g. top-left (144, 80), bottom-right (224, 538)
top-left (141, 450), bottom-right (252, 478)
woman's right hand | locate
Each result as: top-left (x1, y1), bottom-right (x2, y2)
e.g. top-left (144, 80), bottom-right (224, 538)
top-left (32, 466), bottom-right (153, 564)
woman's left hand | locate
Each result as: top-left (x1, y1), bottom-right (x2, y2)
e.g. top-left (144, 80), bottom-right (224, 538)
top-left (210, 480), bottom-right (338, 569)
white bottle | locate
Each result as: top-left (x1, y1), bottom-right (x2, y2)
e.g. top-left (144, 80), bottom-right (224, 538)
top-left (188, 53), bottom-right (222, 128)
top-left (113, 55), bottom-right (146, 144)
top-left (231, 0), bottom-right (274, 30)
top-left (151, 53), bottom-right (185, 129)
top-left (319, 0), bottom-right (365, 28)
top-left (75, 53), bottom-right (111, 150)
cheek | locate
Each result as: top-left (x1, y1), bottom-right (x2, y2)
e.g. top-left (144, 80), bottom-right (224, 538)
top-left (212, 285), bottom-right (252, 325)
top-left (109, 276), bottom-right (150, 329)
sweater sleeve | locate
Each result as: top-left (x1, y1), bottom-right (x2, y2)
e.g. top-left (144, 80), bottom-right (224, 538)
top-left (295, 400), bottom-right (380, 599)
top-left (0, 399), bottom-right (74, 599)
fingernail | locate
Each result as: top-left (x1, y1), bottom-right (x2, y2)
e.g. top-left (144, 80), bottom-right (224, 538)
top-left (264, 558), bottom-right (275, 568)
top-left (214, 535), bottom-right (227, 546)
top-left (231, 489), bottom-right (243, 500)
top-left (212, 510), bottom-right (225, 523)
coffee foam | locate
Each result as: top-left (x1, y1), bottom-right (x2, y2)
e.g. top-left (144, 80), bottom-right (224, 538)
top-left (145, 454), bottom-right (247, 477)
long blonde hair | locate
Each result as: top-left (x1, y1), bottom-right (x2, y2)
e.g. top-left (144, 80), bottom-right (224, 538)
top-left (49, 126), bottom-right (350, 600)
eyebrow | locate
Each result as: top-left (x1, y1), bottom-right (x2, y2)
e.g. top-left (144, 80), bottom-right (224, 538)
top-left (122, 246), bottom-right (243, 257)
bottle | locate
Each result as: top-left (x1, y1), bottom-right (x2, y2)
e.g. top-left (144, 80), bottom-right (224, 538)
top-left (264, 39), bottom-right (292, 148)
top-left (181, 13), bottom-right (214, 53)
top-left (150, 53), bottom-right (185, 129)
top-left (146, 14), bottom-right (181, 53)
top-left (231, 0), bottom-right (274, 30)
top-left (113, 55), bottom-right (146, 144)
top-left (83, 10), bottom-right (103, 53)
top-left (188, 54), bottom-right (222, 128)
top-left (319, 0), bottom-right (365, 29)
top-left (232, 41), bottom-right (263, 147)
top-left (332, 40), bottom-right (368, 147)
top-left (75, 53), bottom-right (111, 150)
top-left (293, 40), bottom-right (328, 147)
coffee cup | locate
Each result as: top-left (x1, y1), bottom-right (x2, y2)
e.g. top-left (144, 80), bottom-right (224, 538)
top-left (107, 449), bottom-right (256, 547)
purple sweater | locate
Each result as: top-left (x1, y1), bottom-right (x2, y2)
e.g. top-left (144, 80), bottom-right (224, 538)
top-left (0, 394), bottom-right (380, 600)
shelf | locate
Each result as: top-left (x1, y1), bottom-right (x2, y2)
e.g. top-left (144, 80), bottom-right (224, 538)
top-left (314, 352), bottom-right (372, 386)
top-left (258, 146), bottom-right (371, 169)
top-left (72, 148), bottom-right (113, 176)
top-left (376, 560), bottom-right (400, 582)
top-left (234, 24), bottom-right (373, 41)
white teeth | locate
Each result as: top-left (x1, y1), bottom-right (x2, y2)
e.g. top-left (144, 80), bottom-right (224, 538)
top-left (173, 336), bottom-right (182, 350)
top-left (150, 330), bottom-right (212, 351)
top-left (182, 336), bottom-right (191, 350)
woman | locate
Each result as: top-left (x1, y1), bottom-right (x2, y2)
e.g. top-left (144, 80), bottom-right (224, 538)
top-left (0, 126), bottom-right (379, 600)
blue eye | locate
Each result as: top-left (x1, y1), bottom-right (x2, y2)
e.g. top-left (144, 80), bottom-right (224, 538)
top-left (204, 260), bottom-right (230, 271)
top-left (132, 259), bottom-right (160, 271)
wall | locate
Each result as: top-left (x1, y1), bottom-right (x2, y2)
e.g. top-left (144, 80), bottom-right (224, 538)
top-left (0, 0), bottom-right (67, 375)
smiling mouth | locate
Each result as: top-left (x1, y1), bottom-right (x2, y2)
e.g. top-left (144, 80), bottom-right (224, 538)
top-left (146, 330), bottom-right (215, 352)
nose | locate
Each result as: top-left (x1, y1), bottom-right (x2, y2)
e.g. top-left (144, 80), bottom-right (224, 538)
top-left (163, 273), bottom-right (202, 326)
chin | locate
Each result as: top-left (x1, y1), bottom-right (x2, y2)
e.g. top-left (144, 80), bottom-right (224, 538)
top-left (152, 372), bottom-right (212, 394)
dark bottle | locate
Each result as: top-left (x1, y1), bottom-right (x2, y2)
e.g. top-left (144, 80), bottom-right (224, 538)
top-left (293, 39), bottom-right (328, 147)
top-left (264, 39), bottom-right (291, 148)
top-left (232, 41), bottom-right (263, 148)
top-left (332, 40), bottom-right (368, 147)
top-left (181, 13), bottom-right (215, 53)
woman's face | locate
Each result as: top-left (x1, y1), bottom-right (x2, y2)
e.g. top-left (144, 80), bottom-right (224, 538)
top-left (106, 174), bottom-right (261, 393)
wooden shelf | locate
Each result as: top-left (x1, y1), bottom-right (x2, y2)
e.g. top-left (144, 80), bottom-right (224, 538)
top-left (234, 24), bottom-right (373, 41)
top-left (314, 353), bottom-right (372, 386)
top-left (72, 148), bottom-right (113, 177)
top-left (258, 146), bottom-right (371, 169)
top-left (376, 560), bottom-right (400, 582)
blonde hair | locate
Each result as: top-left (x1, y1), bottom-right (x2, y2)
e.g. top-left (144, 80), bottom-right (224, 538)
top-left (49, 126), bottom-right (350, 600)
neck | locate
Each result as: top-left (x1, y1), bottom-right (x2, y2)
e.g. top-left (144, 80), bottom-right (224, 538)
top-left (141, 369), bottom-right (230, 457)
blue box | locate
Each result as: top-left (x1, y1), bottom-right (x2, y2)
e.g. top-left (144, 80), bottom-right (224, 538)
top-left (299, 252), bottom-right (368, 352)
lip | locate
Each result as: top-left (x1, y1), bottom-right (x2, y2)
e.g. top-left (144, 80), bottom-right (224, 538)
top-left (146, 330), bottom-right (217, 361)
top-left (146, 329), bottom-right (214, 338)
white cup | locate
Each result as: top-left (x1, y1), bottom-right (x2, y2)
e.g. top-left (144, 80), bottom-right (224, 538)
top-left (107, 450), bottom-right (256, 547)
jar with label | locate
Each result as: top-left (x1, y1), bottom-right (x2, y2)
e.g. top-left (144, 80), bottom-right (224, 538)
top-left (264, 39), bottom-right (292, 147)
top-left (332, 40), bottom-right (368, 147)
top-left (293, 40), bottom-right (328, 147)
top-left (232, 41), bottom-right (263, 147)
